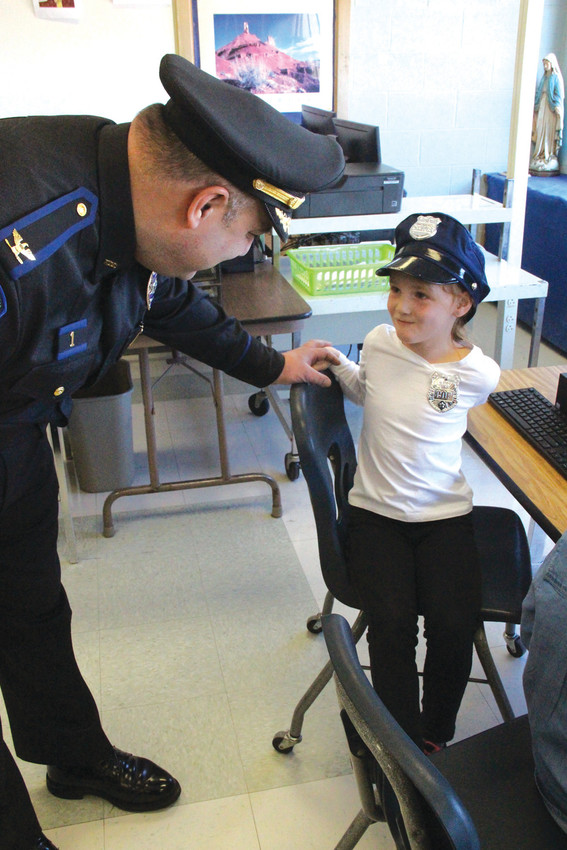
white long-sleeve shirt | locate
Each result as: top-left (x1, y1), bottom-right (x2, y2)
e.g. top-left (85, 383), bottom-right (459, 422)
top-left (330, 324), bottom-right (500, 522)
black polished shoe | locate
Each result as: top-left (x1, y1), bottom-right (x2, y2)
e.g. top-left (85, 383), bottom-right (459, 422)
top-left (34, 835), bottom-right (59, 850)
top-left (46, 747), bottom-right (181, 812)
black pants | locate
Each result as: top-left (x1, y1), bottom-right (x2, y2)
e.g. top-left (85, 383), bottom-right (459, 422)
top-left (347, 506), bottom-right (482, 745)
top-left (0, 425), bottom-right (113, 849)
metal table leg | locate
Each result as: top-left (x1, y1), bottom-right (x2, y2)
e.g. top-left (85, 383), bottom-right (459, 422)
top-left (102, 348), bottom-right (281, 537)
top-left (49, 424), bottom-right (79, 563)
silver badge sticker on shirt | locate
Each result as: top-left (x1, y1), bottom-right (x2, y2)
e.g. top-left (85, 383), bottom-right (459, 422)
top-left (146, 271), bottom-right (158, 309)
top-left (428, 372), bottom-right (460, 413)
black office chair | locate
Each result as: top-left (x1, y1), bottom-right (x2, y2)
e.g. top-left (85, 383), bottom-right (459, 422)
top-left (272, 374), bottom-right (532, 754)
top-left (323, 612), bottom-right (567, 850)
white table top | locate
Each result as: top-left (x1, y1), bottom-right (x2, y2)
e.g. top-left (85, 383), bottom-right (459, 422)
top-left (287, 193), bottom-right (513, 236)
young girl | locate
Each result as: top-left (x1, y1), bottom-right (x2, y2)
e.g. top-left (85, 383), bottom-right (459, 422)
top-left (328, 213), bottom-right (501, 752)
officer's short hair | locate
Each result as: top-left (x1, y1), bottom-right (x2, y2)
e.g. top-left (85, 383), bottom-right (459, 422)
top-left (134, 104), bottom-right (257, 224)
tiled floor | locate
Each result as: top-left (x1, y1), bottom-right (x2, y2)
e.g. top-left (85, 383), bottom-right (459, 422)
top-left (4, 304), bottom-right (567, 849)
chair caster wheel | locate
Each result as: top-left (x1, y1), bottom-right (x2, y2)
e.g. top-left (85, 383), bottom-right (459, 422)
top-left (505, 635), bottom-right (526, 657)
top-left (272, 731), bottom-right (302, 754)
top-left (307, 614), bottom-right (323, 634)
top-left (248, 392), bottom-right (269, 416)
top-left (285, 452), bottom-right (301, 480)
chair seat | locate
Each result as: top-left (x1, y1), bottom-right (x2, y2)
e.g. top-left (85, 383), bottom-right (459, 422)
top-left (432, 715), bottom-right (567, 849)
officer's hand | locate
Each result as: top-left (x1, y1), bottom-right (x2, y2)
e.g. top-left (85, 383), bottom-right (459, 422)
top-left (274, 340), bottom-right (340, 387)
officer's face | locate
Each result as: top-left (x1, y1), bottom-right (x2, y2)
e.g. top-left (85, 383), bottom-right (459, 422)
top-left (191, 200), bottom-right (271, 274)
top-left (135, 196), bottom-right (270, 280)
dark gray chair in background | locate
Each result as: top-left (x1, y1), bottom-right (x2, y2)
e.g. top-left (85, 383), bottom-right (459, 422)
top-left (323, 612), bottom-right (567, 850)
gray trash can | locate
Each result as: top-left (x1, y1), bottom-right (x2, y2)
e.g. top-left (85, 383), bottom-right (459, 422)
top-left (67, 359), bottom-right (135, 493)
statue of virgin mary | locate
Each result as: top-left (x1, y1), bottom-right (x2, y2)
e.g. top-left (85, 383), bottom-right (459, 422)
top-left (530, 53), bottom-right (565, 175)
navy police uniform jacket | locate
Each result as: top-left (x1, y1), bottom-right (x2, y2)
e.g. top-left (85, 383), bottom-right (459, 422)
top-left (0, 116), bottom-right (285, 426)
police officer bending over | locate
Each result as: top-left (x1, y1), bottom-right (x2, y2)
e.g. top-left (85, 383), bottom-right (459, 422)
top-left (0, 54), bottom-right (344, 850)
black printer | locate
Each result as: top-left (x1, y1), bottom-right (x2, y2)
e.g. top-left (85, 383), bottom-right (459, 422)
top-left (294, 109), bottom-right (405, 219)
top-left (294, 162), bottom-right (404, 218)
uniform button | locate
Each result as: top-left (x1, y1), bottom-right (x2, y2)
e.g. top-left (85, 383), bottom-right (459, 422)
top-left (53, 386), bottom-right (65, 396)
top-left (76, 203), bottom-right (87, 217)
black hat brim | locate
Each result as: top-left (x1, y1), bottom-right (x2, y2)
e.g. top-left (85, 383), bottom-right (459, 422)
top-left (379, 252), bottom-right (480, 322)
top-left (379, 254), bottom-right (459, 284)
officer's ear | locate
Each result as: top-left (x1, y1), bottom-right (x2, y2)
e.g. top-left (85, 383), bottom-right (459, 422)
top-left (186, 186), bottom-right (230, 229)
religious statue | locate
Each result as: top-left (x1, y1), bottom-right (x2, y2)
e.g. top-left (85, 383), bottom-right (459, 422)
top-left (530, 53), bottom-right (565, 175)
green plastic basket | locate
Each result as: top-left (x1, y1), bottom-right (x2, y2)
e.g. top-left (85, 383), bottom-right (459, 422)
top-left (287, 242), bottom-right (395, 296)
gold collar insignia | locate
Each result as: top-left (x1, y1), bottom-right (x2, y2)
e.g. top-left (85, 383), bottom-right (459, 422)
top-left (5, 228), bottom-right (36, 265)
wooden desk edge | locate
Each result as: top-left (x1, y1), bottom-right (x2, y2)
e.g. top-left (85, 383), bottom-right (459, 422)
top-left (467, 365), bottom-right (566, 541)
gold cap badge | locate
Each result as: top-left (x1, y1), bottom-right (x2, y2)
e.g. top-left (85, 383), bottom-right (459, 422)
top-left (253, 179), bottom-right (305, 210)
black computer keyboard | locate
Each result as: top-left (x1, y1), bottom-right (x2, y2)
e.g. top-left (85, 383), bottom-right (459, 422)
top-left (488, 386), bottom-right (567, 478)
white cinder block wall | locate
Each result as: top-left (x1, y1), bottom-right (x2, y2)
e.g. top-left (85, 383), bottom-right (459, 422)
top-left (344, 0), bottom-right (519, 195)
top-left (0, 0), bottom-right (175, 121)
top-left (345, 0), bottom-right (567, 192)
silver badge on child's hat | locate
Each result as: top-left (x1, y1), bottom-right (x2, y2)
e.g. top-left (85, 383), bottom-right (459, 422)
top-left (428, 372), bottom-right (460, 413)
top-left (409, 215), bottom-right (442, 240)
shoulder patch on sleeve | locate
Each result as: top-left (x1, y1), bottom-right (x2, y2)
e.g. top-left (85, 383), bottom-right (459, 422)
top-left (0, 283), bottom-right (6, 319)
top-left (0, 187), bottom-right (98, 281)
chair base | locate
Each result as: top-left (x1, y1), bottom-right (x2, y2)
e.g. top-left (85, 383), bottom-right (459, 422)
top-left (272, 609), bottom-right (367, 753)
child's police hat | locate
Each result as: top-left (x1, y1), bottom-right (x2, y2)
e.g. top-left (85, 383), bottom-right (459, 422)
top-left (159, 54), bottom-right (345, 240)
top-left (380, 212), bottom-right (490, 314)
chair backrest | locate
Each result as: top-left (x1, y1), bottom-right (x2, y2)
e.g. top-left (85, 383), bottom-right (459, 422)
top-left (290, 375), bottom-right (361, 609)
top-left (323, 613), bottom-right (481, 850)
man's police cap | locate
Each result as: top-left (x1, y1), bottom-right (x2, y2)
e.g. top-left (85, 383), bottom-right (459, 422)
top-left (380, 212), bottom-right (490, 317)
top-left (159, 54), bottom-right (345, 240)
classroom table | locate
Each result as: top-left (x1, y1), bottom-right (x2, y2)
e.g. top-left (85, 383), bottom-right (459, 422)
top-left (101, 262), bottom-right (311, 537)
top-left (466, 365), bottom-right (567, 543)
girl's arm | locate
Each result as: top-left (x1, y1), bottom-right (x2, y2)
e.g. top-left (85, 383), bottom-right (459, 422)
top-left (326, 348), bottom-right (366, 406)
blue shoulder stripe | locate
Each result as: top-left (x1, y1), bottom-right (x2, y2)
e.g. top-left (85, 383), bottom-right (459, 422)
top-left (0, 187), bottom-right (98, 281)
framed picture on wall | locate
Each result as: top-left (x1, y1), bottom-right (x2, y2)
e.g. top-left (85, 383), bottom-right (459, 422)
top-left (32, 0), bottom-right (83, 21)
top-left (187, 0), bottom-right (335, 113)
top-left (112, 0), bottom-right (170, 6)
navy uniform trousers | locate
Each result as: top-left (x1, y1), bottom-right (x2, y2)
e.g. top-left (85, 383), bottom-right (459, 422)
top-left (0, 424), bottom-right (113, 849)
